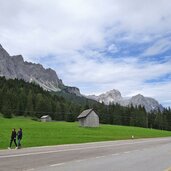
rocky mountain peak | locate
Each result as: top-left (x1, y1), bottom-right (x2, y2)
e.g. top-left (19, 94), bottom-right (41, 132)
top-left (104, 89), bottom-right (122, 97)
top-left (87, 89), bottom-right (163, 112)
top-left (0, 44), bottom-right (81, 96)
top-left (0, 45), bottom-right (10, 59)
top-left (12, 55), bottom-right (24, 63)
top-left (63, 86), bottom-right (81, 96)
top-left (87, 89), bottom-right (123, 105)
top-left (98, 89), bottom-right (122, 104)
top-left (129, 94), bottom-right (163, 112)
top-left (0, 44), bottom-right (5, 51)
top-left (133, 94), bottom-right (144, 98)
top-left (131, 94), bottom-right (145, 100)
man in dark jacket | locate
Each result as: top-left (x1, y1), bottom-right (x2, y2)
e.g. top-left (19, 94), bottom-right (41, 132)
top-left (17, 128), bottom-right (23, 149)
top-left (8, 128), bottom-right (17, 149)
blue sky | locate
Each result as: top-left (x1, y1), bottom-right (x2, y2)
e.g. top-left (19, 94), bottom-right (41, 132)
top-left (0, 0), bottom-right (171, 107)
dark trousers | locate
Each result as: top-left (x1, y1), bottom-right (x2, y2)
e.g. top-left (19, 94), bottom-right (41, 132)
top-left (10, 138), bottom-right (17, 147)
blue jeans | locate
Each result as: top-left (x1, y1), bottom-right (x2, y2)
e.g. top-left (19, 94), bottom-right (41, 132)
top-left (17, 138), bottom-right (22, 147)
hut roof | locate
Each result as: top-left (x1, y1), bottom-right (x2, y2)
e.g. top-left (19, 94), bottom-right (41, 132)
top-left (77, 109), bottom-right (94, 119)
top-left (41, 115), bottom-right (50, 119)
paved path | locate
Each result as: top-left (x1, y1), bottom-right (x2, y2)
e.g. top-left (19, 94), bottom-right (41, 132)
top-left (0, 137), bottom-right (171, 171)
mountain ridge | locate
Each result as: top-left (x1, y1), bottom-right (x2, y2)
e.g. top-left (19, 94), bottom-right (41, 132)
top-left (0, 44), bottom-right (82, 96)
top-left (87, 89), bottom-right (163, 112)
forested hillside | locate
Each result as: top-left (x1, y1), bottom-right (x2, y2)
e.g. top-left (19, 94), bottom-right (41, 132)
top-left (0, 76), bottom-right (171, 131)
top-left (0, 76), bottom-right (86, 121)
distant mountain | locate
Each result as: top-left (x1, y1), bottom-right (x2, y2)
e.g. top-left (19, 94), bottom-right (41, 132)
top-left (87, 89), bottom-right (123, 104)
top-left (87, 89), bottom-right (163, 112)
top-left (129, 94), bottom-right (163, 112)
top-left (0, 44), bottom-right (82, 96)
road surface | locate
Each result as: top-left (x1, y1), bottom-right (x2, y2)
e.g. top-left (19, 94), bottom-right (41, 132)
top-left (0, 137), bottom-right (171, 171)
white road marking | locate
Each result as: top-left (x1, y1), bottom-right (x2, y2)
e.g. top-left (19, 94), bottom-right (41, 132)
top-left (0, 138), bottom-right (169, 159)
top-left (46, 150), bottom-right (137, 170)
top-left (112, 153), bottom-right (120, 156)
top-left (23, 168), bottom-right (35, 171)
top-left (50, 163), bottom-right (65, 167)
top-left (95, 156), bottom-right (105, 159)
top-left (132, 149), bottom-right (140, 152)
top-left (123, 151), bottom-right (131, 154)
top-left (75, 159), bottom-right (86, 162)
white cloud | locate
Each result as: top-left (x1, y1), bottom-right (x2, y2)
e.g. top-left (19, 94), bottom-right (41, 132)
top-left (1, 0), bottom-right (171, 56)
top-left (0, 0), bottom-right (171, 106)
top-left (107, 44), bottom-right (118, 53)
top-left (143, 38), bottom-right (171, 56)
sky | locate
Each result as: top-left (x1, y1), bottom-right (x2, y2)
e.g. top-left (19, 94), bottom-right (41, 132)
top-left (0, 0), bottom-right (171, 107)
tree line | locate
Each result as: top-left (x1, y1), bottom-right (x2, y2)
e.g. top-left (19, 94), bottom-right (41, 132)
top-left (0, 77), bottom-right (171, 131)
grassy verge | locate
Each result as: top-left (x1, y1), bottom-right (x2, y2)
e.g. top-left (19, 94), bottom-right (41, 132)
top-left (0, 117), bottom-right (171, 149)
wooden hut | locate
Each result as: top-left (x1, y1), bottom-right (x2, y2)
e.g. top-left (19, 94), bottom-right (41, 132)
top-left (77, 109), bottom-right (99, 127)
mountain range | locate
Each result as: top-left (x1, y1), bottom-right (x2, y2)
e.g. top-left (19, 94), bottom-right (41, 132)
top-left (87, 89), bottom-right (163, 112)
top-left (0, 44), bottom-right (81, 96)
top-left (0, 44), bottom-right (163, 112)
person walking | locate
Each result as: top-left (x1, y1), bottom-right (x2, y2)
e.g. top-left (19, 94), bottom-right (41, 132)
top-left (8, 128), bottom-right (17, 149)
top-left (17, 128), bottom-right (23, 149)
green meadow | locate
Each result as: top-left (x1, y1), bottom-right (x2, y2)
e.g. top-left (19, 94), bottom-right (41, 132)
top-left (0, 116), bottom-right (171, 149)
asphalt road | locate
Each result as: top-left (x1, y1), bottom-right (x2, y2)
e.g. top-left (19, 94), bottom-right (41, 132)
top-left (0, 137), bottom-right (171, 171)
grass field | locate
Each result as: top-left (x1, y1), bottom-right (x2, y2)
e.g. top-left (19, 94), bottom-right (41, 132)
top-left (0, 116), bottom-right (171, 149)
